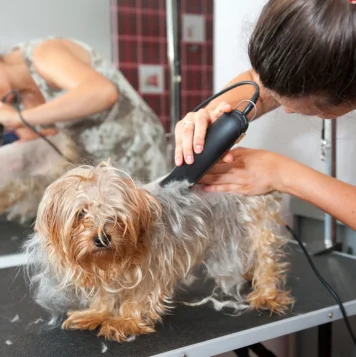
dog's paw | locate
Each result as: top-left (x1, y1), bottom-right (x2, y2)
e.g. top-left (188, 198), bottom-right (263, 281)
top-left (62, 310), bottom-right (107, 331)
top-left (247, 289), bottom-right (294, 315)
top-left (98, 317), bottom-right (155, 342)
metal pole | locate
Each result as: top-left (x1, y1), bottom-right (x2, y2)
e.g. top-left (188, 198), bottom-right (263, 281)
top-left (166, 0), bottom-right (181, 165)
top-left (110, 0), bottom-right (119, 65)
top-left (323, 119), bottom-right (337, 248)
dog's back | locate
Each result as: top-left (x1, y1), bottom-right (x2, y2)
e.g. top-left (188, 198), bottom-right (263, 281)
top-left (145, 180), bottom-right (287, 302)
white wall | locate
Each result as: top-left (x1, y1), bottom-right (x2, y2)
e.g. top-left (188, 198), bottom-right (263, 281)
top-left (214, 0), bottom-right (356, 189)
top-left (0, 0), bottom-right (112, 59)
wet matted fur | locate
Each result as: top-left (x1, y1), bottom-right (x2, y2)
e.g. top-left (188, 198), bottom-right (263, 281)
top-left (23, 161), bottom-right (294, 341)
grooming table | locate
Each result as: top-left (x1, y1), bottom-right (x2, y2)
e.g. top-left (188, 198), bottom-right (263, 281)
top-left (1, 218), bottom-right (356, 357)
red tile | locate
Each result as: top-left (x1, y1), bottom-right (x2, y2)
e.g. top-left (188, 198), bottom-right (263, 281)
top-left (113, 0), bottom-right (214, 132)
top-left (141, 41), bottom-right (161, 64)
top-left (202, 69), bottom-right (213, 90)
top-left (142, 14), bottom-right (161, 37)
top-left (140, 0), bottom-right (163, 10)
top-left (206, 0), bottom-right (214, 14)
top-left (117, 0), bottom-right (135, 8)
top-left (206, 18), bottom-right (213, 42)
top-left (183, 44), bottom-right (203, 66)
top-left (206, 44), bottom-right (213, 66)
top-left (118, 40), bottom-right (139, 64)
top-left (160, 117), bottom-right (170, 132)
top-left (142, 95), bottom-right (162, 116)
top-left (118, 11), bottom-right (138, 36)
top-left (186, 70), bottom-right (203, 91)
top-left (164, 68), bottom-right (170, 91)
top-left (184, 94), bottom-right (203, 114)
top-left (183, 0), bottom-right (203, 14)
top-left (120, 67), bottom-right (139, 90)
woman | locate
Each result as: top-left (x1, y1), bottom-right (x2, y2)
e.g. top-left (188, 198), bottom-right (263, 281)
top-left (0, 37), bottom-right (168, 222)
top-left (174, 0), bottom-right (356, 230)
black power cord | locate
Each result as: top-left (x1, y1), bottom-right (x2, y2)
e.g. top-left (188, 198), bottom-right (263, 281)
top-left (285, 224), bottom-right (356, 346)
top-left (1, 89), bottom-right (70, 162)
top-left (192, 81), bottom-right (260, 115)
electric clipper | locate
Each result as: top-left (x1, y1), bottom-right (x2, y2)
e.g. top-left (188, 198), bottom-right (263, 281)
top-left (160, 81), bottom-right (259, 187)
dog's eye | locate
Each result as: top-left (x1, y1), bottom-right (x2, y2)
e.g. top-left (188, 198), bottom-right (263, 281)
top-left (78, 209), bottom-right (86, 220)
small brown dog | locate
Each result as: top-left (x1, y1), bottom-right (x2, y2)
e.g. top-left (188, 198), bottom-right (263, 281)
top-left (24, 161), bottom-right (293, 342)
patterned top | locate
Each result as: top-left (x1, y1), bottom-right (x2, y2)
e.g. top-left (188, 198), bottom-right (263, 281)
top-left (13, 37), bottom-right (169, 182)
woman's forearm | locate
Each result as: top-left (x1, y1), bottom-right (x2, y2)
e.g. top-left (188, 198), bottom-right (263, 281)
top-left (20, 80), bottom-right (118, 126)
top-left (206, 69), bottom-right (280, 119)
top-left (281, 159), bottom-right (356, 230)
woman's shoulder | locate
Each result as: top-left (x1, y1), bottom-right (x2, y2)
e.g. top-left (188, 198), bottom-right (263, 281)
top-left (12, 38), bottom-right (45, 60)
top-left (12, 37), bottom-right (93, 59)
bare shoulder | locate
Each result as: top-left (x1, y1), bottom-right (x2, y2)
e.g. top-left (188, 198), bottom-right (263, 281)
top-left (27, 38), bottom-right (118, 94)
top-left (32, 38), bottom-right (91, 66)
top-left (30, 38), bottom-right (96, 88)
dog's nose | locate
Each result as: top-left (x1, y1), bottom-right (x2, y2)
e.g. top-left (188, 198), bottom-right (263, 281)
top-left (94, 235), bottom-right (111, 248)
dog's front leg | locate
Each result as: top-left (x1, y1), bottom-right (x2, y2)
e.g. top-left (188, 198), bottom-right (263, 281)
top-left (62, 309), bottom-right (111, 331)
top-left (62, 294), bottom-right (115, 332)
top-left (98, 298), bottom-right (163, 342)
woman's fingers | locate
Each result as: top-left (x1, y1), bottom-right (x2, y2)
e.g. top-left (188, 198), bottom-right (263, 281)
top-left (174, 101), bottom-right (233, 166)
top-left (39, 128), bottom-right (58, 136)
top-left (174, 120), bottom-right (184, 166)
top-left (212, 102), bottom-right (233, 119)
top-left (199, 169), bottom-right (246, 185)
top-left (193, 110), bottom-right (209, 154)
top-left (181, 116), bottom-right (196, 164)
top-left (222, 152), bottom-right (234, 163)
top-left (203, 183), bottom-right (248, 195)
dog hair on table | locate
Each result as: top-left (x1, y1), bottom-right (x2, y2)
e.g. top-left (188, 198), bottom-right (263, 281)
top-left (23, 161), bottom-right (294, 342)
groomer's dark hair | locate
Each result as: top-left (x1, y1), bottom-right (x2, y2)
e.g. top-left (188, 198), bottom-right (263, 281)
top-left (248, 0), bottom-right (356, 106)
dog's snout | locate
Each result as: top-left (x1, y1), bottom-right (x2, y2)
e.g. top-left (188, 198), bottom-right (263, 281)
top-left (94, 235), bottom-right (111, 248)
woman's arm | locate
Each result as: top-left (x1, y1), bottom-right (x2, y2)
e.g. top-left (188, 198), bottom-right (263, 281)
top-left (200, 147), bottom-right (356, 230)
top-left (280, 159), bottom-right (356, 230)
top-left (175, 69), bottom-right (280, 165)
top-left (14, 40), bottom-right (119, 126)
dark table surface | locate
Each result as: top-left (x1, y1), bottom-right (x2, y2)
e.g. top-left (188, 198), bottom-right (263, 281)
top-left (0, 215), bottom-right (33, 256)
top-left (1, 218), bottom-right (356, 357)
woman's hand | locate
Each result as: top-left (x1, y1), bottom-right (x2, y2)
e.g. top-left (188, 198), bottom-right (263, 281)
top-left (0, 103), bottom-right (20, 129)
top-left (15, 127), bottom-right (58, 142)
top-left (199, 147), bottom-right (290, 196)
top-left (199, 146), bottom-right (356, 231)
top-left (174, 101), bottom-right (234, 166)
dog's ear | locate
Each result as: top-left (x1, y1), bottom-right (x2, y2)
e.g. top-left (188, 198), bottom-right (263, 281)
top-left (118, 185), bottom-right (161, 245)
top-left (136, 189), bottom-right (161, 239)
top-left (34, 184), bottom-right (70, 257)
top-left (35, 197), bottom-right (56, 238)
top-left (110, 187), bottom-right (161, 269)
